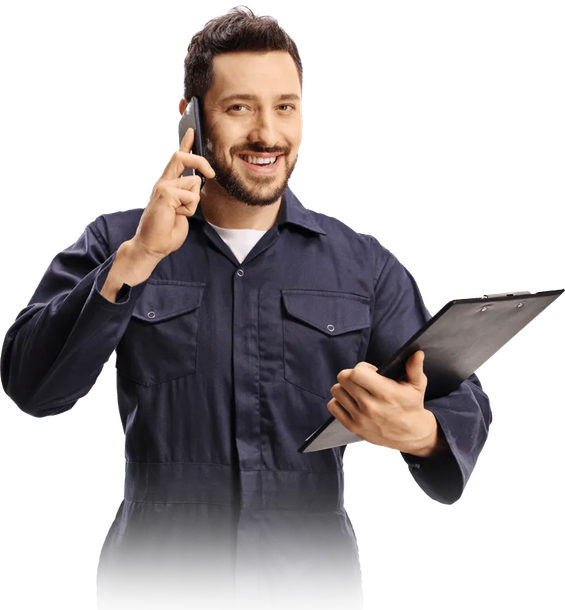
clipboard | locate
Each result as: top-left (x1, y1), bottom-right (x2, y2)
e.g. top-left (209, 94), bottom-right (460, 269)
top-left (298, 289), bottom-right (564, 453)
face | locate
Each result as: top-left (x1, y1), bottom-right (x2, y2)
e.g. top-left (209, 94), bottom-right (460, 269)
top-left (198, 50), bottom-right (302, 207)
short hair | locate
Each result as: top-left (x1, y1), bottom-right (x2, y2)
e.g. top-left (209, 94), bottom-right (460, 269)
top-left (183, 5), bottom-right (303, 104)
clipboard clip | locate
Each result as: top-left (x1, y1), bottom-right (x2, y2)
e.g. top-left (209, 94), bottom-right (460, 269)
top-left (482, 291), bottom-right (531, 298)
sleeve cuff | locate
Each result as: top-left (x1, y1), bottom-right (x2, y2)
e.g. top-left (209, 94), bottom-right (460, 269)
top-left (400, 412), bottom-right (465, 505)
top-left (92, 251), bottom-right (150, 311)
top-left (115, 282), bottom-right (132, 303)
top-left (400, 451), bottom-right (464, 505)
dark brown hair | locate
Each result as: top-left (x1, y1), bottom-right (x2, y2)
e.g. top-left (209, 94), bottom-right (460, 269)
top-left (183, 5), bottom-right (303, 104)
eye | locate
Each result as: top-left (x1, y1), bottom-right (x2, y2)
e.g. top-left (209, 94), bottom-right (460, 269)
top-left (278, 104), bottom-right (295, 112)
top-left (229, 104), bottom-right (246, 112)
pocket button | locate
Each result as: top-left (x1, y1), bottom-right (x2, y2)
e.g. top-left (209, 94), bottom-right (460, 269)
top-left (281, 290), bottom-right (371, 398)
top-left (116, 281), bottom-right (205, 386)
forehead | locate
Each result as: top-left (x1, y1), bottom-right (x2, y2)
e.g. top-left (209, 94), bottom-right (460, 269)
top-left (207, 51), bottom-right (301, 101)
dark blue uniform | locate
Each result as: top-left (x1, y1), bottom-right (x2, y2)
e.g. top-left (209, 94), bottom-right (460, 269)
top-left (1, 187), bottom-right (491, 609)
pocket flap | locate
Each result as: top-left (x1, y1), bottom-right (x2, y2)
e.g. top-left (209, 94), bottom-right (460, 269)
top-left (282, 290), bottom-right (371, 336)
top-left (131, 281), bottom-right (205, 323)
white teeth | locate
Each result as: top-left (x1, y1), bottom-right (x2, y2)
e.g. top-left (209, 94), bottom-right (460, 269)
top-left (242, 155), bottom-right (277, 165)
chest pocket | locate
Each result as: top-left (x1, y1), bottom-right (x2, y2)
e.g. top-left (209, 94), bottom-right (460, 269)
top-left (281, 289), bottom-right (371, 398)
top-left (116, 281), bottom-right (205, 386)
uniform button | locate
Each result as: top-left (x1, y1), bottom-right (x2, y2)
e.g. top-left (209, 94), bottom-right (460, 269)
top-left (147, 311), bottom-right (156, 318)
top-left (327, 324), bottom-right (335, 332)
top-left (237, 269), bottom-right (244, 277)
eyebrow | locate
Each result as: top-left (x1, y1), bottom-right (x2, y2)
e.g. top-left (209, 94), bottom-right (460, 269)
top-left (218, 93), bottom-right (301, 104)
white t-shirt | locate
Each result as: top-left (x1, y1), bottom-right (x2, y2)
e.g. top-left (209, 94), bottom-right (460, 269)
top-left (207, 220), bottom-right (268, 265)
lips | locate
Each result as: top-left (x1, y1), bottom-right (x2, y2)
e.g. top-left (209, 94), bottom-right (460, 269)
top-left (240, 155), bottom-right (276, 165)
top-left (237, 153), bottom-right (284, 174)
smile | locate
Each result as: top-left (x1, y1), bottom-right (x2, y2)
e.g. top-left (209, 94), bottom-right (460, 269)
top-left (237, 153), bottom-right (284, 174)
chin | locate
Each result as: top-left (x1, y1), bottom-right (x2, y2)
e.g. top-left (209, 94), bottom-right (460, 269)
top-left (238, 182), bottom-right (287, 207)
top-left (211, 155), bottom-right (296, 207)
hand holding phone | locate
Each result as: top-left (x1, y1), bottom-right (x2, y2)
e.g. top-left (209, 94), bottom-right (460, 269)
top-left (131, 122), bottom-right (216, 261)
top-left (178, 97), bottom-right (208, 187)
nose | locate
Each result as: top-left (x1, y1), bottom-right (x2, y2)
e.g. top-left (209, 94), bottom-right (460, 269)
top-left (246, 108), bottom-right (278, 148)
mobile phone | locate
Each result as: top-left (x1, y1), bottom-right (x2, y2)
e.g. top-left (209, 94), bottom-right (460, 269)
top-left (178, 96), bottom-right (206, 188)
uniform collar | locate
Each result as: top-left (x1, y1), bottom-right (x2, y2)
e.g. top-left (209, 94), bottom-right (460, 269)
top-left (191, 186), bottom-right (326, 235)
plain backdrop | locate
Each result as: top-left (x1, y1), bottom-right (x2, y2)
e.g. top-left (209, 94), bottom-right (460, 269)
top-left (0, 13), bottom-right (565, 607)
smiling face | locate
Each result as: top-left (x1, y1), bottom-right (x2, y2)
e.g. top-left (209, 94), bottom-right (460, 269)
top-left (200, 50), bottom-right (302, 207)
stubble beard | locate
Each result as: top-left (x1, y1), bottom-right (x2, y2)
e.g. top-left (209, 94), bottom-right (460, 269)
top-left (203, 139), bottom-right (298, 207)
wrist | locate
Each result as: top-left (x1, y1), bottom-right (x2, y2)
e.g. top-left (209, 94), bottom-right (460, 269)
top-left (100, 240), bottom-right (161, 304)
top-left (126, 238), bottom-right (166, 266)
top-left (404, 409), bottom-right (447, 458)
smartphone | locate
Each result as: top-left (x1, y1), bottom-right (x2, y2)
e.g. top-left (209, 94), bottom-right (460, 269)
top-left (178, 96), bottom-right (206, 188)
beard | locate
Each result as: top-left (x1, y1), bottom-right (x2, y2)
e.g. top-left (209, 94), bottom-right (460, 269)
top-left (202, 138), bottom-right (298, 207)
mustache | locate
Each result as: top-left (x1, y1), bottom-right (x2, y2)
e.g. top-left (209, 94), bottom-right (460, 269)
top-left (232, 144), bottom-right (290, 155)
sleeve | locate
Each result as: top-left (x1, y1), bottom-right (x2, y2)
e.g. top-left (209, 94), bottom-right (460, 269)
top-left (0, 220), bottom-right (151, 417)
top-left (363, 238), bottom-right (492, 504)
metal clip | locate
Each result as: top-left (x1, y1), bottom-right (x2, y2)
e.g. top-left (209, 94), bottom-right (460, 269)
top-left (482, 291), bottom-right (531, 299)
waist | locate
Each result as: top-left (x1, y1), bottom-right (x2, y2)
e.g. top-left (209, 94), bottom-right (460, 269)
top-left (124, 461), bottom-right (344, 511)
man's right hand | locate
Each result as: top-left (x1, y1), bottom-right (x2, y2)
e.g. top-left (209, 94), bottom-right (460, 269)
top-left (132, 127), bottom-right (216, 261)
top-left (100, 129), bottom-right (215, 303)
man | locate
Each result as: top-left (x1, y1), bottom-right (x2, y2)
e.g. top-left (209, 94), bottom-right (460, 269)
top-left (0, 7), bottom-right (491, 610)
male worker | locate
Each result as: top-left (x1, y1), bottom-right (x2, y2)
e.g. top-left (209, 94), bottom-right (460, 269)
top-left (0, 6), bottom-right (491, 610)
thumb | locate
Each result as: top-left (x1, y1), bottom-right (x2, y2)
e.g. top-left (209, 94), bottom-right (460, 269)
top-left (406, 350), bottom-right (426, 390)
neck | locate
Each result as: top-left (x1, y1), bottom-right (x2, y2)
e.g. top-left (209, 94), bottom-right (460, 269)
top-left (199, 181), bottom-right (282, 230)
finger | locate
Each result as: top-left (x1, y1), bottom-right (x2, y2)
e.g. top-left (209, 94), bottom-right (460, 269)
top-left (160, 124), bottom-right (216, 181)
top-left (179, 126), bottom-right (195, 153)
top-left (338, 365), bottom-right (392, 400)
top-left (176, 151), bottom-right (216, 179)
top-left (405, 350), bottom-right (427, 391)
top-left (356, 361), bottom-right (378, 373)
top-left (332, 385), bottom-right (358, 414)
top-left (327, 397), bottom-right (356, 429)
top-left (170, 186), bottom-right (200, 209)
top-left (169, 174), bottom-right (203, 193)
top-left (175, 202), bottom-right (198, 217)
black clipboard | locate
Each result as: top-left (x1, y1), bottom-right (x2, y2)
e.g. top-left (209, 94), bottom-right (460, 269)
top-left (298, 289), bottom-right (564, 453)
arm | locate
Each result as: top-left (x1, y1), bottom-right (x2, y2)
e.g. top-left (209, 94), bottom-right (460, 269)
top-left (0, 222), bottom-right (159, 417)
top-left (400, 371), bottom-right (491, 504)
top-left (363, 240), bottom-right (492, 504)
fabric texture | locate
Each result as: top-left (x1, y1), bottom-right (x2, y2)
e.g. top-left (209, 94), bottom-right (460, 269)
top-left (1, 187), bottom-right (492, 609)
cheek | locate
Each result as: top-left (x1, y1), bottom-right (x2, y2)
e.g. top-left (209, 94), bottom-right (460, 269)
top-left (284, 129), bottom-right (300, 155)
top-left (292, 115), bottom-right (304, 141)
top-left (210, 120), bottom-right (242, 144)
top-left (211, 141), bottom-right (236, 167)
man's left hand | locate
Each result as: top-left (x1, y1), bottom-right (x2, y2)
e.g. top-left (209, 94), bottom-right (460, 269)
top-left (328, 350), bottom-right (446, 457)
